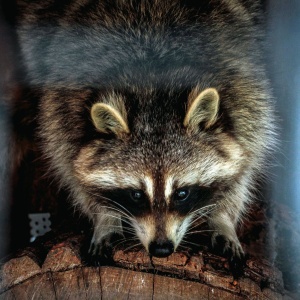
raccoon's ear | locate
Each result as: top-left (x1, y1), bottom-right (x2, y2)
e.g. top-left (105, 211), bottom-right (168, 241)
top-left (184, 88), bottom-right (219, 132)
top-left (91, 103), bottom-right (130, 137)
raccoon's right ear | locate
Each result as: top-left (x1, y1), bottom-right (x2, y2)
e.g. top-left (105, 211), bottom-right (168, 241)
top-left (184, 87), bottom-right (219, 133)
top-left (91, 103), bottom-right (130, 137)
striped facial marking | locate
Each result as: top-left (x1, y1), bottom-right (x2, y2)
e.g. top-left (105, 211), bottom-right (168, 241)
top-left (144, 175), bottom-right (154, 200)
top-left (82, 170), bottom-right (141, 190)
top-left (165, 214), bottom-right (193, 249)
top-left (164, 175), bottom-right (174, 203)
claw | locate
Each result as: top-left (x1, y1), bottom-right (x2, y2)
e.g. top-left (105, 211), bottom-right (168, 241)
top-left (210, 232), bottom-right (245, 278)
top-left (85, 232), bottom-right (123, 266)
top-left (211, 232), bottom-right (244, 258)
top-left (223, 238), bottom-right (244, 258)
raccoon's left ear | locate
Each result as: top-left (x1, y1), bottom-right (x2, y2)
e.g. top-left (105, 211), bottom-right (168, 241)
top-left (91, 102), bottom-right (130, 137)
top-left (184, 87), bottom-right (219, 133)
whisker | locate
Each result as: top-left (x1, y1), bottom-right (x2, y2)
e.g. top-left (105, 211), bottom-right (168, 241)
top-left (176, 244), bottom-right (190, 251)
top-left (99, 205), bottom-right (134, 221)
top-left (110, 237), bottom-right (127, 246)
top-left (97, 225), bottom-right (136, 235)
top-left (187, 219), bottom-right (207, 231)
top-left (113, 237), bottom-right (140, 248)
top-left (100, 213), bottom-right (142, 233)
top-left (86, 192), bottom-right (135, 219)
top-left (187, 203), bottom-right (216, 216)
top-left (187, 206), bottom-right (216, 229)
top-left (180, 239), bottom-right (203, 247)
top-left (185, 229), bottom-right (215, 235)
top-left (123, 242), bottom-right (143, 252)
top-left (190, 204), bottom-right (216, 217)
top-left (101, 199), bottom-right (134, 218)
top-left (93, 213), bottom-right (134, 227)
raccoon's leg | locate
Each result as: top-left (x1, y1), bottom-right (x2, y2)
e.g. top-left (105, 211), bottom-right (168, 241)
top-left (209, 210), bottom-right (244, 258)
top-left (89, 208), bottom-right (124, 258)
top-left (209, 208), bottom-right (246, 279)
top-left (208, 184), bottom-right (248, 258)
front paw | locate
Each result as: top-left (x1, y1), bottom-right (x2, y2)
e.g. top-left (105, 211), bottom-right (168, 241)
top-left (211, 232), bottom-right (244, 258)
top-left (85, 233), bottom-right (123, 266)
top-left (211, 233), bottom-right (246, 278)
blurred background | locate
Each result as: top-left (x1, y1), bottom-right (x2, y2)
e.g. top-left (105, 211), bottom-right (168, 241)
top-left (266, 0), bottom-right (300, 215)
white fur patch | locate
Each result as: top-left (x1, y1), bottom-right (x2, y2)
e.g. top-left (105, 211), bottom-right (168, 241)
top-left (144, 175), bottom-right (154, 200)
top-left (172, 138), bottom-right (245, 187)
top-left (84, 170), bottom-right (141, 189)
top-left (176, 161), bottom-right (236, 187)
top-left (80, 169), bottom-right (157, 200)
top-left (164, 175), bottom-right (174, 202)
top-left (166, 215), bottom-right (193, 249)
top-left (132, 216), bottom-right (155, 252)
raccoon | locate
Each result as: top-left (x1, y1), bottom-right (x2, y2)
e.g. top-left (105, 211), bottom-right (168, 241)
top-left (14, 0), bottom-right (275, 259)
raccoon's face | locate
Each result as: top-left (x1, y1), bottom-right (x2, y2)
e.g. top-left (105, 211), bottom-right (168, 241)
top-left (74, 87), bottom-right (247, 257)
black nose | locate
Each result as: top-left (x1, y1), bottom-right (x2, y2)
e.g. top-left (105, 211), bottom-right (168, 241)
top-left (148, 240), bottom-right (174, 258)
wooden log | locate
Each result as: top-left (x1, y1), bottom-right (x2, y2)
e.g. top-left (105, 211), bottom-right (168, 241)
top-left (0, 231), bottom-right (294, 300)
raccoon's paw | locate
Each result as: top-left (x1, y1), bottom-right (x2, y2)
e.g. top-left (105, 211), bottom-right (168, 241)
top-left (211, 232), bottom-right (244, 258)
top-left (87, 233), bottom-right (123, 266)
top-left (211, 233), bottom-right (245, 278)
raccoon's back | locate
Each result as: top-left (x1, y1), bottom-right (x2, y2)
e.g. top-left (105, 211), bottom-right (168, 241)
top-left (16, 0), bottom-right (266, 89)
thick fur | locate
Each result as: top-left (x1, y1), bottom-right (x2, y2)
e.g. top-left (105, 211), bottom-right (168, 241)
top-left (14, 0), bottom-right (275, 258)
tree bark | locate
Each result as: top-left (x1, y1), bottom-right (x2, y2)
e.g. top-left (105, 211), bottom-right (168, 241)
top-left (0, 231), bottom-right (294, 300)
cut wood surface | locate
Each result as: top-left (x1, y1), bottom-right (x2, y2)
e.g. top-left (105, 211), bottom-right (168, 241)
top-left (0, 232), bottom-right (294, 300)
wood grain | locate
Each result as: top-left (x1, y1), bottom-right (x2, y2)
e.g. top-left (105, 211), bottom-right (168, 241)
top-left (0, 232), bottom-right (292, 300)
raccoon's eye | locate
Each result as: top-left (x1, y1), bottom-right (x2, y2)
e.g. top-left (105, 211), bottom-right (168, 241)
top-left (130, 190), bottom-right (145, 202)
top-left (174, 189), bottom-right (190, 202)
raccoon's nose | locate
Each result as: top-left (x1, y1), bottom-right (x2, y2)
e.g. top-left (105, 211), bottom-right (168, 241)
top-left (148, 240), bottom-right (174, 258)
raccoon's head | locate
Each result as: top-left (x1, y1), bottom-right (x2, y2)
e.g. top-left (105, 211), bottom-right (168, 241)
top-left (74, 86), bottom-right (247, 258)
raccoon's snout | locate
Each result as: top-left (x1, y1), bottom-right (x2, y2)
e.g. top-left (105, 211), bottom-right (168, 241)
top-left (148, 240), bottom-right (174, 258)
